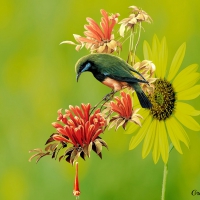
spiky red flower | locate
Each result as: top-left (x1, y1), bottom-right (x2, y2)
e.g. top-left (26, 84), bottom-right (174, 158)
top-left (105, 91), bottom-right (143, 130)
top-left (29, 104), bottom-right (108, 165)
top-left (61, 9), bottom-right (121, 53)
top-left (52, 104), bottom-right (106, 147)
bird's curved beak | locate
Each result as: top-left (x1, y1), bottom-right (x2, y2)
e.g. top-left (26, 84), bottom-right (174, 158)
top-left (76, 73), bottom-right (81, 82)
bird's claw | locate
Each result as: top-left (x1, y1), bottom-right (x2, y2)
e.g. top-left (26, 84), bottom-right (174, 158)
top-left (103, 91), bottom-right (115, 101)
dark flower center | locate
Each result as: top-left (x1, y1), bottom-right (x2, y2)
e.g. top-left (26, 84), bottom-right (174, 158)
top-left (148, 79), bottom-right (176, 120)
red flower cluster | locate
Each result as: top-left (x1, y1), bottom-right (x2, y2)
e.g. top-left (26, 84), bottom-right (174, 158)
top-left (29, 104), bottom-right (108, 165)
top-left (61, 9), bottom-right (121, 53)
top-left (52, 104), bottom-right (106, 147)
top-left (105, 91), bottom-right (143, 130)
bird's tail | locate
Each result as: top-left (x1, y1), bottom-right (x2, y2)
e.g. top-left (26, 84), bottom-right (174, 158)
top-left (135, 90), bottom-right (152, 109)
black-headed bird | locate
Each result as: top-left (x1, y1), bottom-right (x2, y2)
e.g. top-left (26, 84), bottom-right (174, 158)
top-left (75, 53), bottom-right (152, 108)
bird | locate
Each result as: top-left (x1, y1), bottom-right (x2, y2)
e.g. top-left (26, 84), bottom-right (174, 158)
top-left (75, 53), bottom-right (152, 108)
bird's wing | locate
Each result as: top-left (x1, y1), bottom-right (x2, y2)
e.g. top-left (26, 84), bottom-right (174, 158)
top-left (126, 65), bottom-right (146, 81)
top-left (101, 64), bottom-right (148, 84)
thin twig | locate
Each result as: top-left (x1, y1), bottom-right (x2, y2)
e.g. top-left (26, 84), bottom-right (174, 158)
top-left (132, 22), bottom-right (142, 65)
top-left (90, 90), bottom-right (115, 115)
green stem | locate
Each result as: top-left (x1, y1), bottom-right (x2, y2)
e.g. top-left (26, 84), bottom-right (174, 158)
top-left (161, 163), bottom-right (168, 200)
top-left (161, 143), bottom-right (173, 200)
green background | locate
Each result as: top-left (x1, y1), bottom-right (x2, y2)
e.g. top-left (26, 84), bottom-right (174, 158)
top-left (1, 0), bottom-right (200, 200)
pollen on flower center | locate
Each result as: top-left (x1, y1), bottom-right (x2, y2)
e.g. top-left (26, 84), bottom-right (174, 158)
top-left (148, 79), bottom-right (176, 120)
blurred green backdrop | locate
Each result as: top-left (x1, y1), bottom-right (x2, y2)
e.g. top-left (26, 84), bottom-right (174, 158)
top-left (1, 0), bottom-right (200, 200)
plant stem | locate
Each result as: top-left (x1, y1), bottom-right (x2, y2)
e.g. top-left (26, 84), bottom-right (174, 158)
top-left (132, 22), bottom-right (141, 65)
top-left (161, 163), bottom-right (168, 200)
top-left (161, 144), bottom-right (173, 200)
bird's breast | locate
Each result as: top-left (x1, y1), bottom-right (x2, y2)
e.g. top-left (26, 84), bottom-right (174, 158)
top-left (102, 77), bottom-right (129, 91)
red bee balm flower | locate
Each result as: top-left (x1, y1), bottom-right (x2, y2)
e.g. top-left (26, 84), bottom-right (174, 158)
top-left (105, 91), bottom-right (143, 130)
top-left (50, 104), bottom-right (108, 164)
top-left (29, 104), bottom-right (108, 165)
top-left (61, 9), bottom-right (121, 53)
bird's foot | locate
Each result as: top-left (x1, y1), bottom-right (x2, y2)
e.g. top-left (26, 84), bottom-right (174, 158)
top-left (103, 91), bottom-right (115, 101)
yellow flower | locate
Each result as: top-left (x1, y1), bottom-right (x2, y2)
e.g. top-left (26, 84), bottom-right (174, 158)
top-left (127, 35), bottom-right (200, 164)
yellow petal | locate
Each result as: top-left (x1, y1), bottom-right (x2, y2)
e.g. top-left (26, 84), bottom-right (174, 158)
top-left (169, 117), bottom-right (190, 148)
top-left (173, 64), bottom-right (199, 92)
top-left (177, 85), bottom-right (200, 100)
top-left (152, 121), bottom-right (161, 164)
top-left (174, 73), bottom-right (200, 92)
top-left (165, 118), bottom-right (183, 154)
top-left (129, 115), bottom-right (152, 150)
top-left (176, 102), bottom-right (200, 116)
top-left (152, 35), bottom-right (161, 77)
top-left (174, 111), bottom-right (200, 131)
top-left (159, 120), bottom-right (169, 164)
top-left (159, 37), bottom-right (168, 79)
top-left (167, 43), bottom-right (186, 82)
top-left (142, 119), bottom-right (156, 158)
top-left (143, 40), bottom-right (152, 60)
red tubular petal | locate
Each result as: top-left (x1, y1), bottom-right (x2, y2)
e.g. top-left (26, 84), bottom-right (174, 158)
top-left (89, 114), bottom-right (95, 125)
top-left (84, 25), bottom-right (102, 42)
top-left (85, 103), bottom-right (91, 121)
top-left (70, 106), bottom-right (80, 118)
top-left (127, 93), bottom-right (133, 117)
top-left (91, 129), bottom-right (103, 142)
top-left (120, 92), bottom-right (132, 118)
top-left (121, 97), bottom-right (129, 118)
top-left (86, 125), bottom-right (95, 144)
top-left (67, 119), bottom-right (76, 128)
top-left (75, 106), bottom-right (85, 121)
top-left (110, 102), bottom-right (123, 116)
top-left (65, 126), bottom-right (77, 145)
top-left (80, 125), bottom-right (86, 144)
top-left (81, 104), bottom-right (87, 121)
top-left (73, 116), bottom-right (80, 124)
top-left (66, 110), bottom-right (77, 126)
top-left (78, 36), bottom-right (98, 44)
top-left (57, 109), bottom-right (63, 121)
top-left (53, 135), bottom-right (74, 145)
top-left (52, 122), bottom-right (63, 129)
top-left (81, 103), bottom-right (91, 122)
top-left (73, 162), bottom-right (80, 197)
top-left (92, 122), bottom-right (100, 135)
top-left (94, 108), bottom-right (100, 115)
top-left (100, 9), bottom-right (109, 39)
top-left (61, 116), bottom-right (68, 125)
top-left (74, 127), bottom-right (83, 147)
top-left (84, 31), bottom-right (100, 41)
top-left (115, 97), bottom-right (122, 105)
top-left (108, 19), bottom-right (116, 39)
top-left (86, 17), bottom-right (105, 39)
top-left (57, 128), bottom-right (68, 137)
top-left (119, 104), bottom-right (126, 117)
